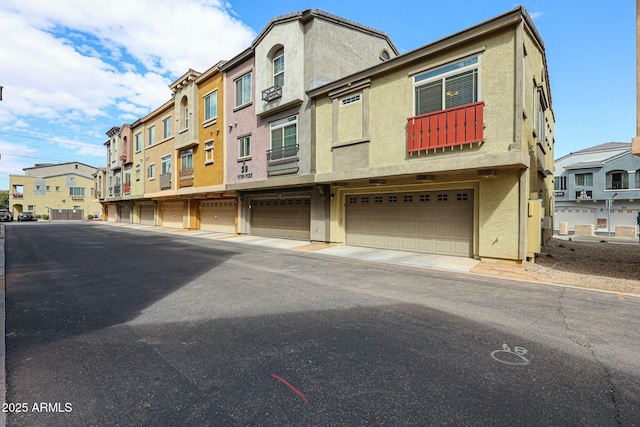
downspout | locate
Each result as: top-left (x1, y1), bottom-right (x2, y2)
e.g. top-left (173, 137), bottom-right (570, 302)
top-left (515, 19), bottom-right (527, 260)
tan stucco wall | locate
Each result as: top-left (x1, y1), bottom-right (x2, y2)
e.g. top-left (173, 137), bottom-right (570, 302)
top-left (477, 170), bottom-right (521, 260)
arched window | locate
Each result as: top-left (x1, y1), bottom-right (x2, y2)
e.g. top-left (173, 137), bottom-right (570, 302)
top-left (606, 170), bottom-right (629, 190)
top-left (181, 96), bottom-right (189, 129)
top-left (273, 48), bottom-right (284, 87)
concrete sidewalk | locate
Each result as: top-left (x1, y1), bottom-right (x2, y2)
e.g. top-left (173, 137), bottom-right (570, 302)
top-left (92, 221), bottom-right (480, 273)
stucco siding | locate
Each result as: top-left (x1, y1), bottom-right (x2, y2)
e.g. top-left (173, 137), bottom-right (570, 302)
top-left (478, 170), bottom-right (521, 260)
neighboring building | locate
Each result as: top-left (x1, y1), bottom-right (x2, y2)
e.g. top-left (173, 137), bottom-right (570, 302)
top-left (95, 6), bottom-right (556, 263)
top-left (309, 6), bottom-right (554, 262)
top-left (554, 142), bottom-right (640, 233)
top-left (223, 9), bottom-right (399, 241)
top-left (633, 0), bottom-right (640, 156)
top-left (9, 162), bottom-right (102, 219)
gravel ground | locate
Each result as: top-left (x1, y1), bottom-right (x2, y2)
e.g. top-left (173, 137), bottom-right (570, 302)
top-left (471, 237), bottom-right (640, 295)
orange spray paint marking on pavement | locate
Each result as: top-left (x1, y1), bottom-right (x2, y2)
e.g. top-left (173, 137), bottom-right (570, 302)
top-left (271, 373), bottom-right (308, 405)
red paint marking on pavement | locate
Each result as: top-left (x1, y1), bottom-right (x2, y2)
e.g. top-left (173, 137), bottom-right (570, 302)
top-left (271, 373), bottom-right (308, 405)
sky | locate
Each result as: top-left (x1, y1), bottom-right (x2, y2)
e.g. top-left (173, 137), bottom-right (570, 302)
top-left (0, 0), bottom-right (636, 191)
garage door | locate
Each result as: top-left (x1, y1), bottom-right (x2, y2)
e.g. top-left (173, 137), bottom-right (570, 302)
top-left (107, 205), bottom-right (116, 222)
top-left (251, 197), bottom-right (311, 240)
top-left (200, 200), bottom-right (236, 233)
top-left (161, 202), bottom-right (185, 229)
top-left (119, 204), bottom-right (132, 223)
top-left (555, 207), bottom-right (596, 231)
top-left (346, 190), bottom-right (473, 257)
top-left (140, 204), bottom-right (155, 226)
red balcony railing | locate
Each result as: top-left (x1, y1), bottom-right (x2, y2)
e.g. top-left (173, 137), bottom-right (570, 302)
top-left (12, 193), bottom-right (23, 199)
top-left (407, 102), bottom-right (484, 153)
top-left (123, 182), bottom-right (131, 194)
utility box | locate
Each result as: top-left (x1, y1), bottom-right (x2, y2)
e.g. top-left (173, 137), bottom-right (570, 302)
top-left (527, 199), bottom-right (542, 260)
top-left (559, 221), bottom-right (568, 235)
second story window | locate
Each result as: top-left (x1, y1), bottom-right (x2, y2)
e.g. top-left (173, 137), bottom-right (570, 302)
top-left (235, 72), bottom-right (252, 108)
top-left (148, 164), bottom-right (156, 179)
top-left (414, 55), bottom-right (479, 116)
top-left (161, 155), bottom-right (172, 175)
top-left (273, 49), bottom-right (284, 87)
top-left (606, 171), bottom-right (629, 190)
top-left (163, 116), bottom-right (172, 139)
top-left (204, 140), bottom-right (214, 164)
top-left (181, 149), bottom-right (193, 171)
top-left (148, 126), bottom-right (156, 146)
top-left (238, 135), bottom-right (251, 160)
top-left (204, 90), bottom-right (218, 122)
top-left (575, 173), bottom-right (593, 187)
top-left (270, 115), bottom-right (297, 159)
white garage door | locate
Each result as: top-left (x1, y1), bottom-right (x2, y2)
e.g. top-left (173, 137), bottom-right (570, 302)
top-left (555, 207), bottom-right (596, 231)
top-left (251, 197), bottom-right (311, 240)
top-left (161, 202), bottom-right (185, 229)
top-left (140, 204), bottom-right (155, 226)
top-left (346, 190), bottom-right (473, 257)
top-left (200, 200), bottom-right (236, 233)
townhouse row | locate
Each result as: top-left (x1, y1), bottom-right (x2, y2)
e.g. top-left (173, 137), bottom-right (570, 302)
top-left (96, 6), bottom-right (556, 264)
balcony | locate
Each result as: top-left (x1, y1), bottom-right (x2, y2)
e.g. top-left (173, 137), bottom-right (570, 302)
top-left (179, 169), bottom-right (193, 187)
top-left (407, 102), bottom-right (484, 153)
top-left (113, 184), bottom-right (121, 196)
top-left (123, 182), bottom-right (131, 194)
top-left (12, 193), bottom-right (23, 199)
top-left (160, 173), bottom-right (172, 190)
top-left (267, 144), bottom-right (299, 176)
top-left (262, 85), bottom-right (282, 102)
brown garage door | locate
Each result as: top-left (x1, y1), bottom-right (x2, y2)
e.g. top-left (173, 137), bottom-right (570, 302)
top-left (346, 190), bottom-right (473, 257)
top-left (250, 197), bottom-right (311, 240)
top-left (161, 202), bottom-right (185, 229)
top-left (140, 204), bottom-right (155, 226)
top-left (107, 205), bottom-right (117, 222)
top-left (119, 204), bottom-right (132, 223)
top-left (200, 200), bottom-right (236, 233)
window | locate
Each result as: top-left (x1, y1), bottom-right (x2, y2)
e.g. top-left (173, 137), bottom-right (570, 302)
top-left (181, 96), bottom-right (189, 129)
top-left (273, 50), bottom-right (284, 87)
top-left (181, 149), bottom-right (193, 171)
top-left (554, 176), bottom-right (567, 191)
top-left (46, 186), bottom-right (50, 191)
top-left (69, 187), bottom-right (85, 196)
top-left (270, 115), bottom-right (297, 159)
top-left (161, 155), bottom-right (172, 174)
top-left (205, 140), bottom-right (214, 164)
top-left (606, 171), bottom-right (629, 190)
top-left (235, 72), bottom-right (252, 107)
top-left (135, 132), bottom-right (142, 152)
top-left (575, 173), bottom-right (593, 187)
top-left (55, 186), bottom-right (60, 192)
top-left (73, 205), bottom-right (80, 211)
top-left (148, 164), bottom-right (156, 179)
top-left (238, 135), bottom-right (251, 159)
top-left (148, 126), bottom-right (156, 146)
top-left (163, 116), bottom-right (172, 139)
top-left (414, 55), bottom-right (479, 115)
top-left (204, 90), bottom-right (218, 121)
top-left (135, 165), bottom-right (140, 181)
top-left (28, 205), bottom-right (35, 211)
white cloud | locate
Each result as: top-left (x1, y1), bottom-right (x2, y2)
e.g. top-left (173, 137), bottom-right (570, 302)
top-left (0, 0), bottom-right (256, 189)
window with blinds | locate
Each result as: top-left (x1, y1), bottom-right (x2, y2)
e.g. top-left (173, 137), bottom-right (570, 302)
top-left (414, 56), bottom-right (479, 116)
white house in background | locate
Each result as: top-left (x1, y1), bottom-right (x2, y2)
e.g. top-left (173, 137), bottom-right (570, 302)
top-left (554, 142), bottom-right (640, 234)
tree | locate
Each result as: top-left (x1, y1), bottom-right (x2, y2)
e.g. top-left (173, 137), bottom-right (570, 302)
top-left (0, 191), bottom-right (8, 207)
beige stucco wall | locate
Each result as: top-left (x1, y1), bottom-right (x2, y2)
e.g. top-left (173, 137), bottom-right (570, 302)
top-left (9, 173), bottom-right (101, 218)
top-left (131, 123), bottom-right (146, 198)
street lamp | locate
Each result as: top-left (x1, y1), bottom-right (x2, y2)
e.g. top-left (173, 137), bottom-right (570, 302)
top-left (607, 192), bottom-right (618, 237)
